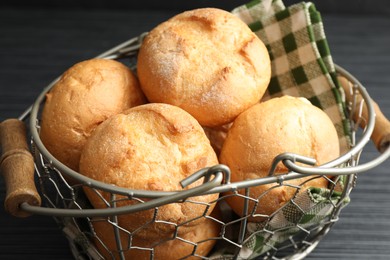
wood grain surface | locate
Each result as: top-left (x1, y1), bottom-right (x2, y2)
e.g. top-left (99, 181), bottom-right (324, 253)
top-left (0, 7), bottom-right (389, 260)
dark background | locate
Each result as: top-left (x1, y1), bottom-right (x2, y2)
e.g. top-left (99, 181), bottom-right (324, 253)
top-left (0, 0), bottom-right (390, 14)
top-left (1, 0), bottom-right (389, 259)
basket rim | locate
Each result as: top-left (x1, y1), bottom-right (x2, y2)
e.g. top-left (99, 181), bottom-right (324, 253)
top-left (28, 63), bottom-right (375, 195)
top-left (20, 33), bottom-right (390, 217)
top-left (24, 35), bottom-right (381, 218)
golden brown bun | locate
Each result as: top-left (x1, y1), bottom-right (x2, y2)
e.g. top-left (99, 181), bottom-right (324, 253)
top-left (40, 58), bottom-right (146, 172)
top-left (219, 96), bottom-right (340, 220)
top-left (137, 8), bottom-right (271, 127)
top-left (92, 208), bottom-right (222, 259)
top-left (79, 103), bottom-right (219, 238)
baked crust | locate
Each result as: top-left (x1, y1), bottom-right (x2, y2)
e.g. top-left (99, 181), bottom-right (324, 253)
top-left (219, 96), bottom-right (340, 219)
top-left (79, 103), bottom-right (219, 238)
top-left (40, 58), bottom-right (145, 171)
top-left (137, 8), bottom-right (271, 127)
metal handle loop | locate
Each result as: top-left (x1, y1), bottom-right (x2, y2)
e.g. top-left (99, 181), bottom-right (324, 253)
top-left (282, 144), bottom-right (390, 176)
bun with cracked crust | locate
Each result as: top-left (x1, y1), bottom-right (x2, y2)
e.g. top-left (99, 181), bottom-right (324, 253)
top-left (219, 96), bottom-right (340, 219)
top-left (79, 103), bottom-right (219, 238)
top-left (137, 8), bottom-right (271, 127)
top-left (40, 58), bottom-right (146, 172)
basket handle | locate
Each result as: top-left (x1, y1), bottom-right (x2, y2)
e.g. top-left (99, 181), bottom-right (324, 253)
top-left (338, 75), bottom-right (390, 153)
top-left (0, 119), bottom-right (41, 217)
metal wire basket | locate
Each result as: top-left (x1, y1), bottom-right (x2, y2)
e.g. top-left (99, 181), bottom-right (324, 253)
top-left (1, 33), bottom-right (389, 260)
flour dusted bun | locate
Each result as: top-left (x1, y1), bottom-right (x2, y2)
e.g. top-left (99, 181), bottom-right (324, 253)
top-left (219, 96), bottom-right (340, 219)
top-left (92, 208), bottom-right (222, 259)
top-left (137, 8), bottom-right (271, 127)
top-left (79, 103), bottom-right (219, 238)
top-left (40, 59), bottom-right (146, 172)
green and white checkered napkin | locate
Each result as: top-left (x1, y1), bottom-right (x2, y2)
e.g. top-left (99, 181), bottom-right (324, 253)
top-left (233, 0), bottom-right (351, 153)
top-left (209, 0), bottom-right (352, 259)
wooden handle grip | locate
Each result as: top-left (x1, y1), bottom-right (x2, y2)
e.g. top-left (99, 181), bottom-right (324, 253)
top-left (0, 119), bottom-right (41, 217)
top-left (338, 76), bottom-right (390, 153)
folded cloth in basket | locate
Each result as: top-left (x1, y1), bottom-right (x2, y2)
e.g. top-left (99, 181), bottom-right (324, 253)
top-left (233, 0), bottom-right (351, 153)
top-left (210, 187), bottom-right (350, 259)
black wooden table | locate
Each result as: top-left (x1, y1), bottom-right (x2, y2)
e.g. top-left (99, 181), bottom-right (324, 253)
top-left (1, 6), bottom-right (389, 260)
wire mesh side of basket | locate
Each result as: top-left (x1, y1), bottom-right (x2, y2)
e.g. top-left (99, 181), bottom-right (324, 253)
top-left (31, 153), bottom-right (352, 260)
top-left (24, 34), bottom-right (377, 260)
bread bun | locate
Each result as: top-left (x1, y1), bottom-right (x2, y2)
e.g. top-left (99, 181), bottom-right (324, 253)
top-left (219, 96), bottom-right (340, 219)
top-left (79, 103), bottom-right (219, 238)
top-left (92, 208), bottom-right (222, 259)
top-left (137, 8), bottom-right (271, 127)
top-left (40, 58), bottom-right (145, 172)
